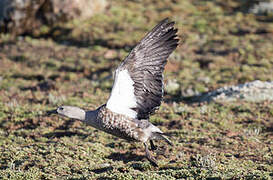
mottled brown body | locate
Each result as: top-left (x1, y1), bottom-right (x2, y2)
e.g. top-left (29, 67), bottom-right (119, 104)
top-left (96, 105), bottom-right (144, 141)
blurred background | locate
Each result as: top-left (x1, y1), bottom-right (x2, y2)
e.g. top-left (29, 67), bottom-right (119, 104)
top-left (0, 0), bottom-right (272, 179)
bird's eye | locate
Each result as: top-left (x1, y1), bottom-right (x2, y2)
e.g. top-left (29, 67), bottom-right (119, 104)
top-left (59, 107), bottom-right (64, 111)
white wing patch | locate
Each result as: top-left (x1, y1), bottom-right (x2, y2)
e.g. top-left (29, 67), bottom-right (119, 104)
top-left (106, 69), bottom-right (137, 119)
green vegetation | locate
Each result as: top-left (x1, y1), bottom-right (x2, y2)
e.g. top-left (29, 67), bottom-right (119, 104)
top-left (0, 0), bottom-right (272, 179)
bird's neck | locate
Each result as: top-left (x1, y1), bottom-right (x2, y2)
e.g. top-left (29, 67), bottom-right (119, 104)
top-left (83, 109), bottom-right (100, 128)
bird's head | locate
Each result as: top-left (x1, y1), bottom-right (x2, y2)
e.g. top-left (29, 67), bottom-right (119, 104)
top-left (47, 106), bottom-right (86, 121)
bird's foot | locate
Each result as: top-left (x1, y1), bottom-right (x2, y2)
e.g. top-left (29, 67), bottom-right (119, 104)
top-left (144, 142), bottom-right (158, 167)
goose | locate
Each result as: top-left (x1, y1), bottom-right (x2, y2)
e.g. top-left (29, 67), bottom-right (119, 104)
top-left (48, 18), bottom-right (179, 166)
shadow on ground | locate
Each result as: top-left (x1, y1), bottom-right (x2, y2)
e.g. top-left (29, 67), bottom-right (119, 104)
top-left (107, 152), bottom-right (146, 164)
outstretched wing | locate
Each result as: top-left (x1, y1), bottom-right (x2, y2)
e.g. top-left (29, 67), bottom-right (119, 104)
top-left (106, 18), bottom-right (179, 119)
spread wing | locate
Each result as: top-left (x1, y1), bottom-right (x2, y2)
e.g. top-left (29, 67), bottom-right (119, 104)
top-left (106, 18), bottom-right (179, 119)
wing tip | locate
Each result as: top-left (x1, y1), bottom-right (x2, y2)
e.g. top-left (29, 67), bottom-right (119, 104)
top-left (160, 17), bottom-right (170, 24)
top-left (159, 17), bottom-right (175, 25)
top-left (146, 17), bottom-right (177, 38)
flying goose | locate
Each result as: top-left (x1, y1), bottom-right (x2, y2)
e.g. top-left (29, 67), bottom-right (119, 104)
top-left (48, 18), bottom-right (179, 166)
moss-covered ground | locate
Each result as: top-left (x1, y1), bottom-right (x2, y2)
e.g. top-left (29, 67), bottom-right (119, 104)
top-left (0, 0), bottom-right (272, 179)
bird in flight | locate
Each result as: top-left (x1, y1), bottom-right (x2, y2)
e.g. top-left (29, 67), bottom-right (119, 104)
top-left (48, 18), bottom-right (179, 166)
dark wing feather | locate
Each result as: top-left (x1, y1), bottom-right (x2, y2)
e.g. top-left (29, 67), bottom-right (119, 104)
top-left (118, 18), bottom-right (179, 119)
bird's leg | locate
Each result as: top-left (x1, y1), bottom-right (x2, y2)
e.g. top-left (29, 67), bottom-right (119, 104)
top-left (144, 142), bottom-right (158, 167)
top-left (150, 140), bottom-right (157, 151)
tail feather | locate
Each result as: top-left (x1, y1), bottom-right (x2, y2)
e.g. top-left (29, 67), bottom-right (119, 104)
top-left (153, 132), bottom-right (173, 146)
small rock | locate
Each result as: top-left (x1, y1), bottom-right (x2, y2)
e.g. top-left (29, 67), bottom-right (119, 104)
top-left (193, 80), bottom-right (273, 102)
top-left (249, 2), bottom-right (273, 15)
top-left (182, 87), bottom-right (200, 97)
top-left (165, 79), bottom-right (180, 94)
top-left (0, 0), bottom-right (108, 35)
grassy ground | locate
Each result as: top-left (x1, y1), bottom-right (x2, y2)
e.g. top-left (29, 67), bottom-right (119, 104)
top-left (0, 0), bottom-right (273, 179)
